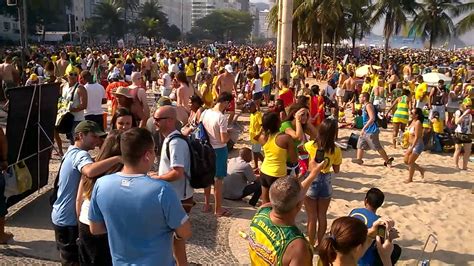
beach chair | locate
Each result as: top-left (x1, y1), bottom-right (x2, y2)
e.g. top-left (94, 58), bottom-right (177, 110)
top-left (417, 234), bottom-right (438, 266)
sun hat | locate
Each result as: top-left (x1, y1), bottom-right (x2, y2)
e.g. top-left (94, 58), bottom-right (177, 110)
top-left (113, 87), bottom-right (133, 98)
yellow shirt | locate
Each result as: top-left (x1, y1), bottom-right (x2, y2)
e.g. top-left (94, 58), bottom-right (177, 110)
top-left (263, 57), bottom-right (273, 68)
top-left (432, 118), bottom-right (444, 134)
top-left (304, 141), bottom-right (342, 174)
top-left (370, 74), bottom-right (379, 88)
top-left (260, 71), bottom-right (272, 87)
top-left (415, 82), bottom-right (428, 101)
top-left (362, 82), bottom-right (372, 94)
top-left (261, 134), bottom-right (288, 177)
top-left (196, 59), bottom-right (203, 72)
top-left (185, 62), bottom-right (195, 77)
top-left (199, 83), bottom-right (213, 107)
top-left (249, 111), bottom-right (263, 144)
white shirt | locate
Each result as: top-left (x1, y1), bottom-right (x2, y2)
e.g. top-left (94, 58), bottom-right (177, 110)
top-left (169, 64), bottom-right (179, 74)
top-left (325, 85), bottom-right (336, 100)
top-left (84, 82), bottom-right (106, 115)
top-left (253, 78), bottom-right (263, 94)
top-left (63, 83), bottom-right (85, 122)
top-left (162, 73), bottom-right (171, 89)
top-left (201, 109), bottom-right (228, 149)
top-left (79, 199), bottom-right (91, 225)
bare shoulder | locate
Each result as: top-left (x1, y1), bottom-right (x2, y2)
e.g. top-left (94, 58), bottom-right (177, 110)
top-left (282, 238), bottom-right (312, 266)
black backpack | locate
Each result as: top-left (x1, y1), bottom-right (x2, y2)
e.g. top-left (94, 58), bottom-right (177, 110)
top-left (166, 128), bottom-right (216, 189)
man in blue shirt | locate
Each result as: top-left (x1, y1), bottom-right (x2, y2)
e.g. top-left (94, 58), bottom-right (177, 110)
top-left (89, 128), bottom-right (192, 265)
top-left (349, 188), bottom-right (402, 266)
top-left (354, 92), bottom-right (394, 167)
top-left (51, 120), bottom-right (121, 264)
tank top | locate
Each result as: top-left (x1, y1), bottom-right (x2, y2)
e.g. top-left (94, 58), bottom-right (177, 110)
top-left (248, 207), bottom-right (310, 266)
top-left (261, 134), bottom-right (288, 177)
top-left (362, 105), bottom-right (378, 134)
top-left (393, 95), bottom-right (409, 124)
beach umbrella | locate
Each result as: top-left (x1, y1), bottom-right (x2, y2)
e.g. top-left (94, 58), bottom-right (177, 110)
top-left (422, 72), bottom-right (452, 86)
top-left (355, 65), bottom-right (381, 78)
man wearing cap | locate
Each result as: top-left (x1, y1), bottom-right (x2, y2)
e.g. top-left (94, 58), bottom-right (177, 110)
top-left (51, 121), bottom-right (122, 265)
top-left (214, 64), bottom-right (237, 124)
top-left (63, 69), bottom-right (88, 144)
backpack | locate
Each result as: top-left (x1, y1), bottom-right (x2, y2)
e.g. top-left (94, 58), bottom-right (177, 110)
top-left (128, 86), bottom-right (146, 120)
top-left (166, 125), bottom-right (216, 189)
top-left (373, 105), bottom-right (388, 129)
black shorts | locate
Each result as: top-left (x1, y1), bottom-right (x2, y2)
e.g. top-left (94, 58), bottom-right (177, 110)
top-left (343, 91), bottom-right (355, 103)
top-left (252, 92), bottom-right (263, 101)
top-left (78, 222), bottom-right (112, 266)
top-left (260, 172), bottom-right (279, 188)
top-left (454, 133), bottom-right (472, 144)
top-left (53, 224), bottom-right (79, 264)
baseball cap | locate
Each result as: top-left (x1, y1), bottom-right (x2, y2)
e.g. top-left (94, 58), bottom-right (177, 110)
top-left (74, 120), bottom-right (107, 137)
top-left (224, 64), bottom-right (233, 73)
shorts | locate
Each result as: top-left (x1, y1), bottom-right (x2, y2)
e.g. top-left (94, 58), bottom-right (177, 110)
top-left (0, 172), bottom-right (7, 217)
top-left (252, 92), bottom-right (263, 101)
top-left (343, 90), bottom-right (355, 103)
top-left (144, 70), bottom-right (152, 81)
top-left (262, 85), bottom-right (271, 95)
top-left (53, 224), bottom-right (79, 264)
top-left (251, 143), bottom-right (262, 153)
top-left (357, 132), bottom-right (383, 151)
top-left (336, 87), bottom-right (345, 97)
top-left (306, 172), bottom-right (333, 199)
top-left (214, 147), bottom-right (228, 179)
top-left (225, 97), bottom-right (236, 112)
top-left (260, 172), bottom-right (279, 188)
top-left (181, 197), bottom-right (196, 214)
top-left (454, 133), bottom-right (472, 144)
top-left (412, 141), bottom-right (424, 155)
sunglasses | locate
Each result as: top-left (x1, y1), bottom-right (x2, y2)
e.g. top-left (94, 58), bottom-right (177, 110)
top-left (154, 116), bottom-right (170, 122)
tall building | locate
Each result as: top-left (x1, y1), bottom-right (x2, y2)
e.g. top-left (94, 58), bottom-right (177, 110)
top-left (191, 0), bottom-right (241, 27)
top-left (258, 9), bottom-right (274, 38)
top-left (0, 14), bottom-right (19, 41)
top-left (70, 0), bottom-right (85, 32)
top-left (159, 0), bottom-right (192, 33)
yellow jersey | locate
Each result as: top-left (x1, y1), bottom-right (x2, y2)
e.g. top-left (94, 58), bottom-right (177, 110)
top-left (304, 141), bottom-right (342, 174)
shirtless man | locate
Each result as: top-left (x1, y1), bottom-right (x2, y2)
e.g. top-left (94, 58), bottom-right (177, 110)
top-left (128, 72), bottom-right (150, 128)
top-left (341, 70), bottom-right (357, 111)
top-left (402, 62), bottom-right (412, 81)
top-left (55, 52), bottom-right (69, 78)
top-left (214, 64), bottom-right (237, 124)
top-left (0, 56), bottom-right (18, 102)
top-left (141, 53), bottom-right (152, 89)
top-left (336, 69), bottom-right (348, 108)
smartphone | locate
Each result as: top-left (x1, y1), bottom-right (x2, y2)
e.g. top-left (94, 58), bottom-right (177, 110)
top-left (315, 149), bottom-right (325, 163)
top-left (377, 225), bottom-right (386, 244)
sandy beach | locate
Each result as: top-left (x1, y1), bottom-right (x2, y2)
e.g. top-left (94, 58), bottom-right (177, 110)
top-left (229, 104), bottom-right (474, 265)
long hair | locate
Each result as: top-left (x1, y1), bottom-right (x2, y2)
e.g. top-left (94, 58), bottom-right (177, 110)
top-left (176, 71), bottom-right (189, 87)
top-left (82, 130), bottom-right (123, 200)
top-left (413, 108), bottom-right (424, 124)
top-left (317, 119), bottom-right (337, 154)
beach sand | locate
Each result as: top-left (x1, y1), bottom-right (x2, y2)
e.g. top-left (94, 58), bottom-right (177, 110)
top-left (229, 110), bottom-right (474, 266)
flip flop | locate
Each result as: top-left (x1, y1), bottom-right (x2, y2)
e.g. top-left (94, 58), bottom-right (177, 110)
top-left (215, 208), bottom-right (232, 217)
top-left (384, 157), bottom-right (394, 167)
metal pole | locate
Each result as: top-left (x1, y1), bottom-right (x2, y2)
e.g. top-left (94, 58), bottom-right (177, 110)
top-left (280, 0), bottom-right (293, 81)
top-left (68, 14), bottom-right (72, 43)
top-left (18, 0), bottom-right (26, 82)
top-left (275, 0), bottom-right (282, 81)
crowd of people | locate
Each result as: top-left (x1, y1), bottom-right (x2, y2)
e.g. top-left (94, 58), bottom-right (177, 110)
top-left (0, 43), bottom-right (472, 265)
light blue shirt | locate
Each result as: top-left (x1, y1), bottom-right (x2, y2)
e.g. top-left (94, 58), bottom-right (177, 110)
top-left (89, 172), bottom-right (188, 265)
top-left (51, 146), bottom-right (93, 226)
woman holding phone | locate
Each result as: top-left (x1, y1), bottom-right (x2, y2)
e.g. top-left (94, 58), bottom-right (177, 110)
top-left (303, 119), bottom-right (342, 249)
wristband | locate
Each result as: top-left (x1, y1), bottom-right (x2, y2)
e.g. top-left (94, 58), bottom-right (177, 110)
top-left (174, 232), bottom-right (183, 240)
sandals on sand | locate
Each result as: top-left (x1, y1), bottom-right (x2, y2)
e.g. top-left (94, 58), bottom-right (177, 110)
top-left (215, 208), bottom-right (232, 217)
top-left (384, 157), bottom-right (394, 167)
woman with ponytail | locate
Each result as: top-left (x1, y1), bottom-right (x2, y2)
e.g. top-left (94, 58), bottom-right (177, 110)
top-left (258, 112), bottom-right (297, 203)
top-left (319, 216), bottom-right (394, 266)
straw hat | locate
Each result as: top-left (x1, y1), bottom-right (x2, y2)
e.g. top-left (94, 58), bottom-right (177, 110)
top-left (113, 87), bottom-right (133, 98)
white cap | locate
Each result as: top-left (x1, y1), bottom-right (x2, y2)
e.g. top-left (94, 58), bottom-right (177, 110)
top-left (255, 57), bottom-right (262, 65)
top-left (225, 64), bottom-right (233, 73)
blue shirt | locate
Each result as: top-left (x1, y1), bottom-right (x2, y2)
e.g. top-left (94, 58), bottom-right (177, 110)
top-left (349, 208), bottom-right (380, 266)
top-left (51, 146), bottom-right (93, 226)
top-left (124, 63), bottom-right (134, 76)
top-left (362, 104), bottom-right (379, 134)
top-left (89, 172), bottom-right (188, 265)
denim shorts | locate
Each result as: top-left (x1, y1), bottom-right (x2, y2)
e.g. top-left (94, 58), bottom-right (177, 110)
top-left (306, 172), bottom-right (333, 199)
top-left (214, 147), bottom-right (228, 179)
top-left (413, 141), bottom-right (424, 155)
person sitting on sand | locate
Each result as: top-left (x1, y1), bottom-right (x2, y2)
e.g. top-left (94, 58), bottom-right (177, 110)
top-left (349, 188), bottom-right (402, 266)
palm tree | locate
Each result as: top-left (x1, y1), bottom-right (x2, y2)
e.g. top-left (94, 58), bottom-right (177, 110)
top-left (410, 0), bottom-right (474, 59)
top-left (92, 0), bottom-right (125, 44)
top-left (455, 2), bottom-right (474, 35)
top-left (343, 0), bottom-right (373, 52)
top-left (370, 0), bottom-right (419, 59)
top-left (140, 18), bottom-right (160, 45)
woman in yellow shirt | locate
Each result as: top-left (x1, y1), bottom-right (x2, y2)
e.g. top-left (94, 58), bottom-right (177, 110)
top-left (258, 112), bottom-right (297, 203)
top-left (303, 119), bottom-right (342, 248)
